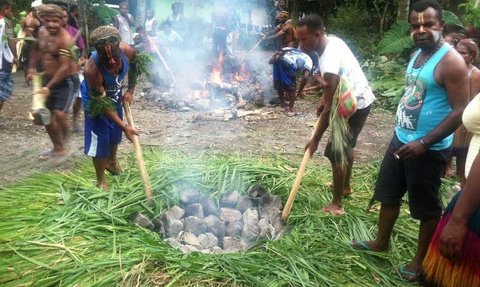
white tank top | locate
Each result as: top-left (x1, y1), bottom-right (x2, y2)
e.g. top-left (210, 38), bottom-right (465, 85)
top-left (145, 18), bottom-right (155, 33)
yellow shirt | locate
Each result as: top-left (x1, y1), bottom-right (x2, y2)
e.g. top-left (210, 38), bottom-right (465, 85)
top-left (463, 93), bottom-right (480, 177)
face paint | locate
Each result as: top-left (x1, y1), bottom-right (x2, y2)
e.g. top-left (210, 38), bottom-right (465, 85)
top-left (418, 12), bottom-right (424, 25)
top-left (104, 45), bottom-right (114, 64)
top-left (432, 30), bottom-right (441, 42)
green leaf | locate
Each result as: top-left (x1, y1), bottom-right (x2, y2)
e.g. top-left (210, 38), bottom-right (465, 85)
top-left (443, 10), bottom-right (464, 27)
top-left (378, 21), bottom-right (413, 54)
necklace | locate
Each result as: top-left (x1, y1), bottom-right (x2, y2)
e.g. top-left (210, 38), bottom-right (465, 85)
top-left (409, 43), bottom-right (443, 94)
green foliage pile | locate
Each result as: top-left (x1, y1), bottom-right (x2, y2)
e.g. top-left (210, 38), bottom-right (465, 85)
top-left (0, 150), bottom-right (431, 286)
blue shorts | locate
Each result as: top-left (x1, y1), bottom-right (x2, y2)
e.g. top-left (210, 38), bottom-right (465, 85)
top-left (0, 71), bottom-right (13, 102)
top-left (273, 58), bottom-right (296, 92)
top-left (84, 105), bottom-right (123, 158)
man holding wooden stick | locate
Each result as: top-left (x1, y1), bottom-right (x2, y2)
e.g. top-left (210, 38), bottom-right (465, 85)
top-left (27, 4), bottom-right (80, 161)
top-left (82, 26), bottom-right (138, 190)
top-left (297, 14), bottom-right (375, 215)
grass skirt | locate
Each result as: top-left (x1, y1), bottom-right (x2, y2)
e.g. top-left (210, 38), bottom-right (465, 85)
top-left (422, 192), bottom-right (480, 287)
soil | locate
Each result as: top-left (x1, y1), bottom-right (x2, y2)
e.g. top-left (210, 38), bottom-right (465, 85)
top-left (0, 72), bottom-right (394, 186)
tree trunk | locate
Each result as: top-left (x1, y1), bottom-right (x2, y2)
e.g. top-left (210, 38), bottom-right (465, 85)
top-left (136, 0), bottom-right (146, 28)
top-left (77, 0), bottom-right (89, 51)
top-left (397, 0), bottom-right (410, 22)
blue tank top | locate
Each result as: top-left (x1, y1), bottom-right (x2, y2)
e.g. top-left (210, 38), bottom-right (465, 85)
top-left (90, 50), bottom-right (129, 104)
top-left (395, 43), bottom-right (452, 150)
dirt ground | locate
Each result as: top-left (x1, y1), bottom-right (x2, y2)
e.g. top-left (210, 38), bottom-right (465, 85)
top-left (0, 72), bottom-right (394, 186)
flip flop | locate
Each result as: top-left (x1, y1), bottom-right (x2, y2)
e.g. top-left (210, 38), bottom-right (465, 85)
top-left (286, 111), bottom-right (299, 117)
top-left (350, 240), bottom-right (372, 251)
top-left (398, 266), bottom-right (418, 282)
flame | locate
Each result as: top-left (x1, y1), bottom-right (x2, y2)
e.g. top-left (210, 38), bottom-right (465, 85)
top-left (211, 51), bottom-right (224, 84)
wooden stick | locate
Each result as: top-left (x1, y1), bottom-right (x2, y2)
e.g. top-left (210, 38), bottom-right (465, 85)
top-left (123, 102), bottom-right (154, 201)
top-left (281, 117), bottom-right (322, 220)
top-left (239, 35), bottom-right (266, 65)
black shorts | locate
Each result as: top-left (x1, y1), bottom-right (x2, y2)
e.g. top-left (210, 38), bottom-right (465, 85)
top-left (373, 133), bottom-right (450, 220)
top-left (45, 74), bottom-right (80, 113)
top-left (324, 105), bottom-right (371, 163)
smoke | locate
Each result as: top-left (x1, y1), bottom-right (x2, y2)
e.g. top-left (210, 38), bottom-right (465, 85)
top-left (145, 0), bottom-right (274, 106)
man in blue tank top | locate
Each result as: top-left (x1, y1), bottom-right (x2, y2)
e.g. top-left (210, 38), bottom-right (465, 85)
top-left (351, 0), bottom-right (469, 281)
top-left (82, 26), bottom-right (138, 190)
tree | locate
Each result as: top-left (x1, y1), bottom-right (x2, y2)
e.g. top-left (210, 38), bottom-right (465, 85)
top-left (396, 0), bottom-right (410, 22)
top-left (136, 0), bottom-right (146, 27)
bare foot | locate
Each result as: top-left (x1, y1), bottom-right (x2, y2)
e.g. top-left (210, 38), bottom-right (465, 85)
top-left (106, 162), bottom-right (122, 175)
top-left (97, 181), bottom-right (108, 191)
top-left (322, 203), bottom-right (344, 215)
top-left (350, 240), bottom-right (388, 252)
top-left (39, 149), bottom-right (66, 161)
top-left (287, 111), bottom-right (298, 117)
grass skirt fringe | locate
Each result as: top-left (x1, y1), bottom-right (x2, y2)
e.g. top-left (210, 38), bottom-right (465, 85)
top-left (422, 192), bottom-right (480, 287)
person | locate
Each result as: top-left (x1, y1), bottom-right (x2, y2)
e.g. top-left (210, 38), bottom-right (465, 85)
top-left (113, 2), bottom-right (134, 45)
top-left (0, 0), bottom-right (17, 112)
top-left (349, 0), bottom-right (469, 282)
top-left (83, 26), bottom-right (138, 189)
top-left (270, 47), bottom-right (313, 116)
top-left (21, 2), bottom-right (41, 83)
top-left (446, 39), bottom-right (480, 185)
top-left (165, 2), bottom-right (187, 39)
top-left (68, 4), bottom-right (79, 29)
top-left (270, 0), bottom-right (288, 25)
top-left (159, 21), bottom-right (184, 53)
top-left (297, 14), bottom-right (375, 215)
top-left (264, 11), bottom-right (295, 50)
top-left (421, 89), bottom-right (480, 287)
top-left (133, 26), bottom-right (147, 52)
top-left (27, 4), bottom-right (80, 161)
top-left (61, 6), bottom-right (87, 133)
top-left (145, 9), bottom-right (157, 36)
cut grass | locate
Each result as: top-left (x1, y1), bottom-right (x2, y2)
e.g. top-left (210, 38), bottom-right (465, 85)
top-left (0, 149), bottom-right (451, 286)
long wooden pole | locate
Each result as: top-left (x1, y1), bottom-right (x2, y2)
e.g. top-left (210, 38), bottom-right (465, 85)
top-left (123, 102), bottom-right (154, 201)
top-left (281, 117), bottom-right (322, 220)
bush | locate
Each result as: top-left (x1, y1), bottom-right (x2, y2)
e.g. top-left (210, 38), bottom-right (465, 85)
top-left (328, 5), bottom-right (380, 60)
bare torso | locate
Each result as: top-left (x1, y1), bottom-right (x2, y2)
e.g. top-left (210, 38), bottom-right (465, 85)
top-left (37, 28), bottom-right (77, 78)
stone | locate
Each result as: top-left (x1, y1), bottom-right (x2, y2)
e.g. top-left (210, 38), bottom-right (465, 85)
top-left (258, 218), bottom-right (276, 239)
top-left (166, 206), bottom-right (185, 220)
top-left (185, 203), bottom-right (204, 219)
top-left (179, 189), bottom-right (201, 206)
top-left (130, 212), bottom-right (154, 230)
top-left (247, 184), bottom-right (267, 198)
top-left (152, 218), bottom-right (165, 236)
top-left (270, 195), bottom-right (283, 210)
top-left (184, 216), bottom-right (207, 236)
top-left (164, 237), bottom-right (182, 249)
top-left (225, 220), bottom-right (243, 237)
top-left (242, 208), bottom-right (259, 227)
top-left (163, 213), bottom-right (184, 238)
top-left (204, 215), bottom-right (225, 238)
top-left (236, 197), bottom-right (255, 213)
top-left (222, 237), bottom-right (248, 252)
top-left (198, 233), bottom-right (218, 249)
top-left (180, 244), bottom-right (200, 253)
top-left (220, 208), bottom-right (242, 222)
top-left (220, 191), bottom-right (240, 208)
top-left (242, 224), bottom-right (260, 242)
top-left (211, 246), bottom-right (223, 253)
top-left (199, 195), bottom-right (219, 216)
top-left (180, 232), bottom-right (201, 248)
